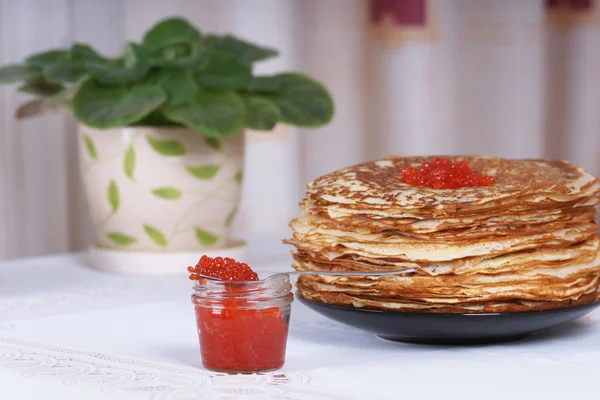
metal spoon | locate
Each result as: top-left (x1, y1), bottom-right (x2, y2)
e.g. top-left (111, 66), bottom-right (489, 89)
top-left (195, 267), bottom-right (418, 282)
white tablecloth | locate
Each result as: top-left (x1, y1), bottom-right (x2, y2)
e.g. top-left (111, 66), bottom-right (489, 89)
top-left (1, 236), bottom-right (600, 400)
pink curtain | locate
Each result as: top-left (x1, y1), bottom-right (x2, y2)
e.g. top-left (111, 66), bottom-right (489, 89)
top-left (302, 0), bottom-right (600, 180)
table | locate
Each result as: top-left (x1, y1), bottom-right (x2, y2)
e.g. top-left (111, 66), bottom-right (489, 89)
top-left (1, 235), bottom-right (600, 400)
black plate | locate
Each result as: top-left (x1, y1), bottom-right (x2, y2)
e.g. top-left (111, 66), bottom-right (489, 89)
top-left (297, 294), bottom-right (600, 344)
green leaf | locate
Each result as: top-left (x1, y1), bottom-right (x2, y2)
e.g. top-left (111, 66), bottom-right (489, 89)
top-left (195, 228), bottom-right (218, 246)
top-left (68, 44), bottom-right (111, 64)
top-left (246, 76), bottom-right (280, 93)
top-left (234, 170), bottom-right (243, 184)
top-left (142, 18), bottom-right (202, 51)
top-left (108, 180), bottom-right (119, 213)
top-left (0, 64), bottom-right (42, 83)
top-left (225, 207), bottom-right (238, 227)
top-left (146, 135), bottom-right (186, 156)
top-left (18, 81), bottom-right (63, 97)
top-left (72, 78), bottom-right (166, 129)
top-left (25, 50), bottom-right (68, 67)
top-left (144, 224), bottom-right (168, 247)
top-left (186, 165), bottom-right (220, 180)
top-left (151, 187), bottom-right (182, 200)
top-left (86, 43), bottom-right (150, 85)
top-left (44, 60), bottom-right (86, 83)
top-left (163, 90), bottom-right (245, 138)
top-left (205, 138), bottom-right (221, 151)
top-left (263, 73), bottom-right (334, 127)
top-left (15, 89), bottom-right (71, 118)
top-left (143, 19), bottom-right (205, 69)
top-left (149, 44), bottom-right (206, 68)
top-left (195, 50), bottom-right (252, 91)
top-left (241, 94), bottom-right (281, 130)
top-left (15, 99), bottom-right (45, 119)
top-left (203, 34), bottom-right (278, 66)
top-left (124, 146), bottom-right (136, 180)
top-left (134, 111), bottom-right (180, 127)
top-left (145, 68), bottom-right (197, 106)
top-left (83, 135), bottom-right (98, 160)
top-left (108, 232), bottom-right (137, 246)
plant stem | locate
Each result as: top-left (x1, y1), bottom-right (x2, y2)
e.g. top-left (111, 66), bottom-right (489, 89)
top-left (83, 154), bottom-right (121, 171)
top-left (95, 211), bottom-right (114, 233)
top-left (169, 178), bottom-right (234, 240)
top-left (181, 189), bottom-right (236, 202)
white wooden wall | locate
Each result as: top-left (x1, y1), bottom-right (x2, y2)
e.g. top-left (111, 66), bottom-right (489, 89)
top-left (1, 0), bottom-right (75, 260)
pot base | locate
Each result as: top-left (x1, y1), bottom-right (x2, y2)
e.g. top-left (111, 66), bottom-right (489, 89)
top-left (87, 240), bottom-right (248, 276)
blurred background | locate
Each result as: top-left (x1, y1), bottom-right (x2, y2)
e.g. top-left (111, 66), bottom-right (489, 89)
top-left (0, 0), bottom-right (599, 260)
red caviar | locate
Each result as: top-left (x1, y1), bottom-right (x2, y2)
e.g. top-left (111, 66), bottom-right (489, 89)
top-left (189, 255), bottom-right (291, 373)
top-left (401, 157), bottom-right (496, 189)
top-left (195, 305), bottom-right (289, 372)
top-left (188, 255), bottom-right (258, 281)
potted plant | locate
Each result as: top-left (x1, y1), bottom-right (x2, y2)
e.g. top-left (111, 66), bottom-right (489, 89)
top-left (0, 17), bottom-right (334, 274)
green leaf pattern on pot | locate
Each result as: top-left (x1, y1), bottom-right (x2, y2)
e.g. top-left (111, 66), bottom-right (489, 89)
top-left (108, 232), bottom-right (137, 246)
top-left (151, 187), bottom-right (182, 200)
top-left (234, 170), bottom-right (243, 184)
top-left (108, 180), bottom-right (120, 213)
top-left (83, 135), bottom-right (98, 160)
top-left (195, 228), bottom-right (218, 246)
top-left (186, 164), bottom-right (220, 180)
top-left (144, 224), bottom-right (168, 247)
top-left (124, 145), bottom-right (136, 180)
top-left (85, 126), bottom-right (242, 250)
top-left (146, 135), bottom-right (186, 156)
top-left (225, 207), bottom-right (238, 227)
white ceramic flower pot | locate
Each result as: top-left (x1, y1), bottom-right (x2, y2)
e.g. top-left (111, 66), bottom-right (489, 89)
top-left (78, 125), bottom-right (247, 274)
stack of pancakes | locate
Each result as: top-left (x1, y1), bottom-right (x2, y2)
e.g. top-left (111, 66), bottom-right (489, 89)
top-left (285, 156), bottom-right (600, 313)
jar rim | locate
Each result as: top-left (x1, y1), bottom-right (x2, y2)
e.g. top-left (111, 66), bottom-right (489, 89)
top-left (191, 270), bottom-right (292, 300)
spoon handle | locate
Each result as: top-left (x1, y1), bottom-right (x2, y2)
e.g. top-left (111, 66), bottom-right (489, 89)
top-left (265, 267), bottom-right (417, 281)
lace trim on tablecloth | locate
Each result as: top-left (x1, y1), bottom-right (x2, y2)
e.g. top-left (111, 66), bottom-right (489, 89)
top-left (0, 337), bottom-right (357, 400)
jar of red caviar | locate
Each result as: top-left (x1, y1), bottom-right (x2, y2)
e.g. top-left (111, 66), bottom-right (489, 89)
top-left (191, 273), bottom-right (294, 373)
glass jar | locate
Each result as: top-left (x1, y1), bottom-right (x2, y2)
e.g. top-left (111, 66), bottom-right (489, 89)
top-left (191, 273), bottom-right (294, 373)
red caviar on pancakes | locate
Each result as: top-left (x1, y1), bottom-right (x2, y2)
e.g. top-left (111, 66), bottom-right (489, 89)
top-left (401, 157), bottom-right (496, 189)
top-left (189, 255), bottom-right (291, 373)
